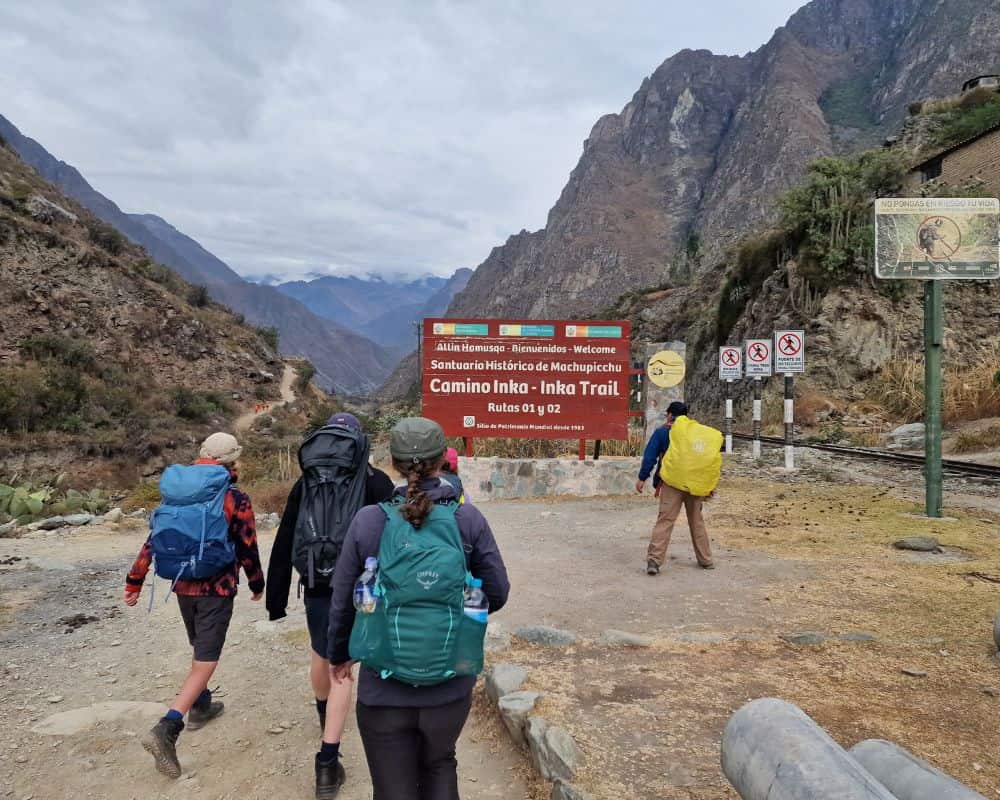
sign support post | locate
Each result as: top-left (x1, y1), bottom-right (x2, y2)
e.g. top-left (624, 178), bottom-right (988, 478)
top-left (724, 380), bottom-right (734, 454)
top-left (784, 373), bottom-right (794, 470)
top-left (752, 377), bottom-right (762, 460)
top-left (924, 281), bottom-right (944, 518)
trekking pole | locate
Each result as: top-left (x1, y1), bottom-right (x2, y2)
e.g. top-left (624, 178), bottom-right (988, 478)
top-left (784, 373), bottom-right (795, 470)
top-left (724, 379), bottom-right (733, 454)
top-left (752, 377), bottom-right (762, 460)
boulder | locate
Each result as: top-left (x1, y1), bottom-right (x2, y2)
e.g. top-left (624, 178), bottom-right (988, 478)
top-left (484, 621), bottom-right (511, 653)
top-left (498, 691), bottom-right (541, 749)
top-left (850, 739), bottom-right (986, 800)
top-left (552, 781), bottom-right (593, 800)
top-left (888, 423), bottom-right (925, 450)
top-left (63, 513), bottom-right (95, 527)
top-left (515, 625), bottom-right (577, 647)
top-left (485, 664), bottom-right (527, 704)
top-left (838, 632), bottom-right (877, 643)
top-left (33, 516), bottom-right (67, 531)
top-left (780, 632), bottom-right (825, 646)
top-left (103, 508), bottom-right (123, 524)
top-left (526, 717), bottom-right (582, 782)
top-left (893, 536), bottom-right (941, 553)
top-left (0, 520), bottom-right (18, 537)
top-left (600, 629), bottom-right (653, 648)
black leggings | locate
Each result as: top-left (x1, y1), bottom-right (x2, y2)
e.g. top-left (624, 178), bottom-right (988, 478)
top-left (356, 694), bottom-right (473, 800)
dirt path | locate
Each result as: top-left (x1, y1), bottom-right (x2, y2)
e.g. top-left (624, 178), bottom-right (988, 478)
top-left (234, 364), bottom-right (297, 432)
top-left (0, 524), bottom-right (530, 799)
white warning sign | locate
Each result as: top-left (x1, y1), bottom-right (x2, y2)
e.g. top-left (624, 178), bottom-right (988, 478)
top-left (719, 346), bottom-right (743, 380)
top-left (774, 330), bottom-right (805, 374)
top-left (745, 339), bottom-right (772, 377)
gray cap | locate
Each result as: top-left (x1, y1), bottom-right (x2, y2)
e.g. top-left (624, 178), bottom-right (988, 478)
top-left (390, 417), bottom-right (447, 463)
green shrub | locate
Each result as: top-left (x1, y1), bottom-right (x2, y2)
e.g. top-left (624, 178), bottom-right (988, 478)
top-left (294, 362), bottom-right (316, 394)
top-left (86, 221), bottom-right (125, 254)
top-left (188, 284), bottom-right (210, 307)
top-left (258, 326), bottom-right (280, 351)
top-left (170, 386), bottom-right (230, 422)
top-left (20, 334), bottom-right (97, 372)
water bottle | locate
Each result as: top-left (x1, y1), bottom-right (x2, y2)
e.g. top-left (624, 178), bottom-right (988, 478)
top-left (463, 577), bottom-right (488, 624)
top-left (353, 557), bottom-right (379, 613)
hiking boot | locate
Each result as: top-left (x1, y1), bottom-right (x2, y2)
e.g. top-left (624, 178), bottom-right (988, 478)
top-left (646, 560), bottom-right (660, 576)
top-left (700, 562), bottom-right (716, 570)
top-left (315, 753), bottom-right (346, 799)
top-left (187, 701), bottom-right (225, 731)
top-left (142, 717), bottom-right (184, 778)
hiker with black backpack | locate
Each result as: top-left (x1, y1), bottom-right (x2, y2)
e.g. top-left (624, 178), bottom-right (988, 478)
top-left (326, 417), bottom-right (510, 800)
top-left (265, 412), bottom-right (393, 799)
top-left (122, 432), bottom-right (264, 779)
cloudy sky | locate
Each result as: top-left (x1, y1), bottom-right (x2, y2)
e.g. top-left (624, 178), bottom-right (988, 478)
top-left (0, 0), bottom-right (804, 282)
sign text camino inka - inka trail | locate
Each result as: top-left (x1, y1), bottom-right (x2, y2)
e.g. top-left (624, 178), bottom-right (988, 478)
top-left (422, 319), bottom-right (631, 440)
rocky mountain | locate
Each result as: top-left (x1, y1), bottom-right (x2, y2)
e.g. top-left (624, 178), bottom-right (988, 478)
top-left (0, 136), bottom-right (280, 480)
top-left (276, 269), bottom-right (472, 351)
top-left (381, 0), bottom-right (1000, 404)
top-left (447, 0), bottom-right (1000, 321)
top-left (0, 114), bottom-right (393, 394)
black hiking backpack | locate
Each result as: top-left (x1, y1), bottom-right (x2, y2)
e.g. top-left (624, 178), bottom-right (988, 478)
top-left (292, 423), bottom-right (370, 588)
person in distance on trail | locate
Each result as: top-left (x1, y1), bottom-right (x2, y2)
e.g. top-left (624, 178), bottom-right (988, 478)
top-left (266, 412), bottom-right (393, 799)
top-left (327, 417), bottom-right (510, 800)
top-left (440, 445), bottom-right (466, 502)
top-left (635, 401), bottom-right (719, 575)
top-left (123, 432), bottom-right (264, 779)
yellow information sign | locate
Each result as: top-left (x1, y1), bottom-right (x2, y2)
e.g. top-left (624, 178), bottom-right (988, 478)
top-left (647, 350), bottom-right (685, 388)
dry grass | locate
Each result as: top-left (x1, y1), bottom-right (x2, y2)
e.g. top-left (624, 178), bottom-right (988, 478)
top-left (868, 343), bottom-right (1000, 424)
top-left (243, 479), bottom-right (295, 514)
top-left (951, 424), bottom-right (1000, 454)
top-left (120, 480), bottom-right (161, 513)
top-left (451, 426), bottom-right (646, 459)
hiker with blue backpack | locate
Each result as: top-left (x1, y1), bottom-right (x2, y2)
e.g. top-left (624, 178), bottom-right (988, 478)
top-left (265, 412), bottom-right (393, 799)
top-left (326, 417), bottom-right (509, 800)
top-left (123, 432), bottom-right (264, 779)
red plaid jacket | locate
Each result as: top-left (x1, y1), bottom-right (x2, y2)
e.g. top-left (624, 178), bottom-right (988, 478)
top-left (125, 460), bottom-right (265, 598)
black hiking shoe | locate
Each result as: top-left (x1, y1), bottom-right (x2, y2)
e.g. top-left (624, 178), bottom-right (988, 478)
top-left (646, 560), bottom-right (660, 575)
top-left (142, 717), bottom-right (184, 778)
top-left (187, 701), bottom-right (225, 731)
top-left (315, 754), bottom-right (346, 799)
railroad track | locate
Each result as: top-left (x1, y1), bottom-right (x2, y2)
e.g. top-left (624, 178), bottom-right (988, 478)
top-left (732, 433), bottom-right (1000, 480)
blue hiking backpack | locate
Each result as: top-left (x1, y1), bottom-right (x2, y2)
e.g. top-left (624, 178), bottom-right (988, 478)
top-left (150, 464), bottom-right (236, 581)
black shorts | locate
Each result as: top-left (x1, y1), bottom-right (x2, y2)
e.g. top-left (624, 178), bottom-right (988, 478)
top-left (177, 595), bottom-right (234, 662)
top-left (304, 594), bottom-right (332, 659)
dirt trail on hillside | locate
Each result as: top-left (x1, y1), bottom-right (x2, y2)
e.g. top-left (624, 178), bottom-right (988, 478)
top-left (0, 523), bottom-right (531, 800)
top-left (234, 364), bottom-right (297, 432)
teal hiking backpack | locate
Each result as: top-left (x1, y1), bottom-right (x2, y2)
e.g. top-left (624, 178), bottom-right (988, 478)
top-left (349, 499), bottom-right (486, 685)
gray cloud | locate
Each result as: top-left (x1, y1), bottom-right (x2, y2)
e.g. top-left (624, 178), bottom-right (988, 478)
top-left (0, 0), bottom-right (803, 281)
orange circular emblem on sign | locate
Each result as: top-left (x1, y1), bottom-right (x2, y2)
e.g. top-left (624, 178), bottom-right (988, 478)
top-left (647, 350), bottom-right (685, 388)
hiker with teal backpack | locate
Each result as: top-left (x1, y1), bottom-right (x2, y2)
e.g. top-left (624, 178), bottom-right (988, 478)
top-left (326, 418), bottom-right (510, 799)
top-left (123, 432), bottom-right (264, 779)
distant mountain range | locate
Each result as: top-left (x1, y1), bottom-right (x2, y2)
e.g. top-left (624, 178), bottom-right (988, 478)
top-left (275, 270), bottom-right (472, 353)
top-left (0, 114), bottom-right (401, 394)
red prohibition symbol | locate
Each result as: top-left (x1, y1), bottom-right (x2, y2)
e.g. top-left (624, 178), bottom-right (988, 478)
top-left (748, 343), bottom-right (769, 362)
top-left (778, 333), bottom-right (801, 356)
top-left (722, 349), bottom-right (740, 366)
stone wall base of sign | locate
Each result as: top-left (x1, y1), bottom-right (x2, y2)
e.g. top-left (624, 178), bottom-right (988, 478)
top-left (458, 457), bottom-right (639, 502)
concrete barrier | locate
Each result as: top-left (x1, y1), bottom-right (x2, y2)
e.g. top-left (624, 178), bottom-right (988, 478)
top-left (458, 457), bottom-right (639, 502)
top-left (850, 739), bottom-right (986, 800)
top-left (721, 698), bottom-right (895, 800)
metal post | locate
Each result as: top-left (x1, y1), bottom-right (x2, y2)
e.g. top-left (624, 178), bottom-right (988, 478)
top-left (752, 377), bottom-right (762, 460)
top-left (415, 320), bottom-right (424, 411)
top-left (578, 439), bottom-right (586, 461)
top-left (924, 281), bottom-right (944, 518)
top-left (784, 373), bottom-right (795, 470)
top-left (463, 437), bottom-right (473, 458)
top-left (724, 379), bottom-right (733, 454)
top-left (594, 440), bottom-right (602, 461)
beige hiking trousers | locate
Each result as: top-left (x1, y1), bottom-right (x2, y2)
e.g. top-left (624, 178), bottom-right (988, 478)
top-left (647, 484), bottom-right (713, 567)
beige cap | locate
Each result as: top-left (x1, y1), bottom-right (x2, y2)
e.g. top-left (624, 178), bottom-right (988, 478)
top-left (199, 432), bottom-right (242, 464)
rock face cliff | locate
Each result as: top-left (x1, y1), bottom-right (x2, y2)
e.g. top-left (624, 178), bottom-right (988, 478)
top-left (448, 0), bottom-right (1000, 321)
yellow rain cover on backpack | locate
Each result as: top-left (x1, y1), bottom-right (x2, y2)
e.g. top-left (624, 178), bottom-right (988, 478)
top-left (659, 416), bottom-right (723, 497)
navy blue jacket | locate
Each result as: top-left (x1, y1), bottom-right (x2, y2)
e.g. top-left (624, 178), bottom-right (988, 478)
top-left (327, 477), bottom-right (510, 707)
top-left (639, 425), bottom-right (671, 482)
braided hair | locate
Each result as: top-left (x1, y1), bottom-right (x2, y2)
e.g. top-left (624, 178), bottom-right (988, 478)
top-left (392, 454), bottom-right (446, 528)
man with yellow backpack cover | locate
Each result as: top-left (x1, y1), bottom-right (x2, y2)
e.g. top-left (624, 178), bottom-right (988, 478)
top-left (636, 402), bottom-right (722, 575)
